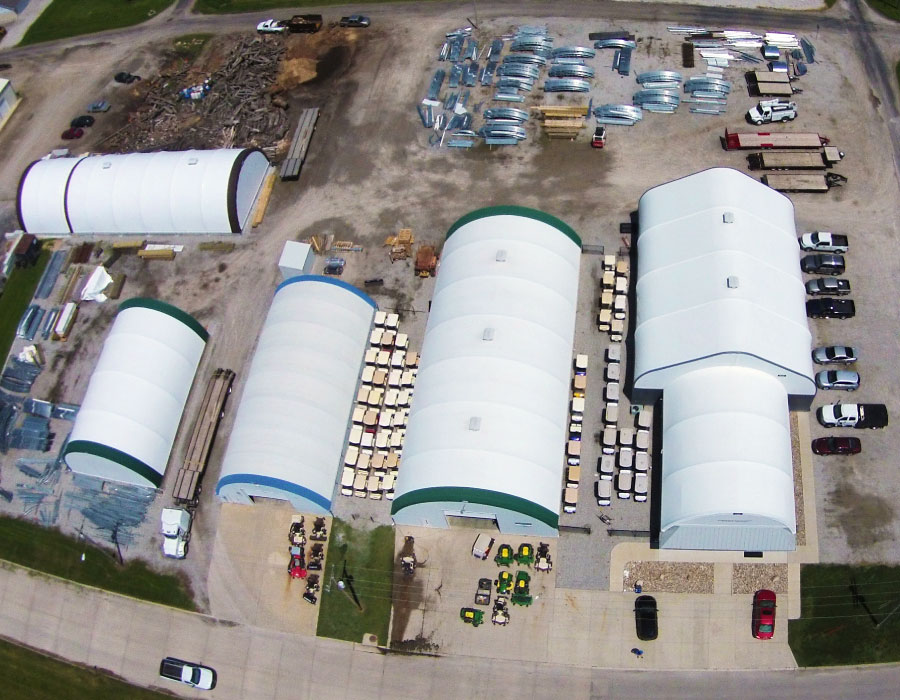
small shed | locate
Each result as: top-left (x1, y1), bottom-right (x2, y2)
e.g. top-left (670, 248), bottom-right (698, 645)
top-left (278, 241), bottom-right (314, 280)
top-left (12, 233), bottom-right (40, 267)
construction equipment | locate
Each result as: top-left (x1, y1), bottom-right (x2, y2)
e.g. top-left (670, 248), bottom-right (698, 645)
top-left (535, 543), bottom-right (553, 573)
top-left (308, 543), bottom-right (324, 571)
top-left (399, 535), bottom-right (417, 576)
top-left (310, 517), bottom-right (328, 542)
top-left (496, 570), bottom-right (513, 594)
top-left (415, 245), bottom-right (438, 277)
top-left (289, 518), bottom-right (306, 547)
top-left (591, 126), bottom-right (607, 148)
top-left (475, 578), bottom-right (493, 606)
top-left (494, 543), bottom-right (514, 567)
top-left (492, 596), bottom-right (510, 625)
top-left (323, 257), bottom-right (345, 275)
top-left (460, 607), bottom-right (484, 627)
top-left (511, 571), bottom-right (533, 606)
top-left (306, 574), bottom-right (320, 593)
top-left (514, 542), bottom-right (534, 567)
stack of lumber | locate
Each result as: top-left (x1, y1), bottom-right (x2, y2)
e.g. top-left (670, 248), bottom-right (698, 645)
top-left (534, 105), bottom-right (589, 139)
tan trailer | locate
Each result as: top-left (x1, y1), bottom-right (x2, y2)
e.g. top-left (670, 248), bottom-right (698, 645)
top-left (563, 487), bottom-right (578, 514)
top-left (566, 465), bottom-right (581, 488)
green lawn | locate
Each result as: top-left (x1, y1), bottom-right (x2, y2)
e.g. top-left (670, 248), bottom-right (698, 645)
top-left (789, 564), bottom-right (900, 666)
top-left (0, 516), bottom-right (197, 611)
top-left (315, 519), bottom-right (394, 645)
top-left (0, 247), bottom-right (50, 365)
top-left (20, 0), bottom-right (176, 45)
top-left (0, 638), bottom-right (169, 700)
top-left (195, 0), bottom-right (416, 13)
top-left (865, 1), bottom-right (900, 21)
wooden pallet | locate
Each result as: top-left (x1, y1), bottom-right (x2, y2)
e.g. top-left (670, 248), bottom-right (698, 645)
top-left (279, 107), bottom-right (320, 181)
top-left (252, 171), bottom-right (277, 227)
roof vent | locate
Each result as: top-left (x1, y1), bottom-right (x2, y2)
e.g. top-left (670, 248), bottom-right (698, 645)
top-left (482, 327), bottom-right (495, 341)
top-left (723, 211), bottom-right (735, 224)
top-left (187, 157), bottom-right (199, 165)
top-left (469, 416), bottom-right (482, 431)
top-left (495, 249), bottom-right (507, 262)
top-left (726, 276), bottom-right (740, 289)
top-left (101, 161), bottom-right (112, 169)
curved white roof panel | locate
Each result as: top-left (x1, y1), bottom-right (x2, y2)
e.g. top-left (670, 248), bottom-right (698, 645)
top-left (63, 299), bottom-right (208, 488)
top-left (17, 149), bottom-right (269, 235)
top-left (391, 206), bottom-right (582, 533)
top-left (634, 168), bottom-right (814, 397)
top-left (216, 276), bottom-right (376, 515)
top-left (659, 366), bottom-right (796, 550)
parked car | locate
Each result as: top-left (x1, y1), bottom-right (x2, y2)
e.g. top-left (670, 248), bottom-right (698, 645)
top-left (339, 15), bottom-right (371, 27)
top-left (817, 403), bottom-right (888, 429)
top-left (811, 436), bottom-right (861, 455)
top-left (70, 115), bottom-right (95, 128)
top-left (801, 254), bottom-right (845, 276)
top-left (634, 595), bottom-right (658, 641)
top-left (61, 127), bottom-right (84, 140)
top-left (257, 19), bottom-right (288, 34)
top-left (806, 297), bottom-right (855, 319)
top-left (114, 71), bottom-right (141, 84)
top-left (159, 657), bottom-right (216, 690)
top-left (806, 277), bottom-right (851, 296)
top-left (812, 345), bottom-right (857, 365)
top-left (815, 370), bottom-right (860, 391)
top-left (87, 100), bottom-right (111, 113)
top-left (752, 589), bottom-right (776, 640)
top-left (798, 231), bottom-right (849, 253)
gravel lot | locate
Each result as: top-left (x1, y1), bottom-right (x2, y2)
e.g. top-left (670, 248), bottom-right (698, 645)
top-left (0, 5), bottom-right (898, 616)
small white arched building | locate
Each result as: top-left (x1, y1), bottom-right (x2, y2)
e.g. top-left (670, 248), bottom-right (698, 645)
top-left (17, 148), bottom-right (269, 235)
top-left (216, 276), bottom-right (376, 514)
top-left (63, 298), bottom-right (208, 488)
top-left (391, 206), bottom-right (582, 536)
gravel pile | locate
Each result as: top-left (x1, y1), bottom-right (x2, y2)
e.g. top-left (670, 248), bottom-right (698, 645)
top-left (622, 561), bottom-right (714, 593)
top-left (732, 563), bottom-right (788, 594)
top-left (790, 412), bottom-right (806, 546)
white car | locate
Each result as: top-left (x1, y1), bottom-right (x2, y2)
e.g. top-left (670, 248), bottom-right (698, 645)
top-left (257, 19), bottom-right (287, 34)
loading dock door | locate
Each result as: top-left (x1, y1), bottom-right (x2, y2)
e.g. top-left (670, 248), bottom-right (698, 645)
top-left (445, 513), bottom-right (498, 530)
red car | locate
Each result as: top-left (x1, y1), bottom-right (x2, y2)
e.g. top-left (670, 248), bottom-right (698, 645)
top-left (61, 127), bottom-right (84, 140)
top-left (752, 589), bottom-right (776, 639)
top-left (811, 436), bottom-right (861, 455)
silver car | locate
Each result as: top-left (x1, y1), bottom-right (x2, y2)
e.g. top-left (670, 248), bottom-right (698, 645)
top-left (815, 369), bottom-right (860, 391)
top-left (812, 345), bottom-right (858, 365)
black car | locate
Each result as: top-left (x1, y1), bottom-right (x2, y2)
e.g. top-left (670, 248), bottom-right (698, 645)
top-left (800, 253), bottom-right (845, 276)
top-left (114, 71), bottom-right (141, 84)
top-left (70, 115), bottom-right (95, 128)
top-left (806, 297), bottom-right (855, 319)
top-left (339, 15), bottom-right (371, 27)
top-left (634, 595), bottom-right (658, 641)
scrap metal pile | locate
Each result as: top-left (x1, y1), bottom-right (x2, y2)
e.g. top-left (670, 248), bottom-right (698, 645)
top-left (103, 36), bottom-right (290, 156)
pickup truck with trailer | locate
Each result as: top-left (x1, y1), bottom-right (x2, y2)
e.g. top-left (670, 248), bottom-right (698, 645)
top-left (817, 403), bottom-right (889, 429)
top-left (159, 657), bottom-right (216, 690)
top-left (723, 129), bottom-right (829, 150)
top-left (748, 148), bottom-right (843, 170)
top-left (762, 172), bottom-right (847, 192)
top-left (799, 231), bottom-right (849, 253)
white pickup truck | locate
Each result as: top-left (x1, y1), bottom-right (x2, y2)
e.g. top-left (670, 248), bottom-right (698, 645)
top-left (799, 231), bottom-right (849, 253)
top-left (816, 403), bottom-right (889, 429)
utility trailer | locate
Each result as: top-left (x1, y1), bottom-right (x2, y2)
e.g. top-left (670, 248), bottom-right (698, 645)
top-left (723, 129), bottom-right (829, 150)
top-left (762, 172), bottom-right (847, 192)
top-left (748, 149), bottom-right (843, 170)
top-left (752, 81), bottom-right (796, 97)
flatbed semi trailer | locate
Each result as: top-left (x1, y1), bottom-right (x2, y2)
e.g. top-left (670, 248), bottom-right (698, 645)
top-left (748, 149), bottom-right (843, 170)
top-left (723, 129), bottom-right (829, 150)
top-left (762, 172), bottom-right (847, 192)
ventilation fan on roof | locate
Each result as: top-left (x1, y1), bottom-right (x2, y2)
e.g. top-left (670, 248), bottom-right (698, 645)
top-left (723, 211), bottom-right (735, 224)
top-left (469, 416), bottom-right (482, 431)
top-left (482, 328), bottom-right (495, 341)
top-left (726, 276), bottom-right (740, 289)
top-left (496, 249), bottom-right (507, 262)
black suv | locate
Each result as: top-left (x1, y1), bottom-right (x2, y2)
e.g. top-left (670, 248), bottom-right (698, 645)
top-left (801, 254), bottom-right (845, 275)
top-left (806, 297), bottom-right (855, 319)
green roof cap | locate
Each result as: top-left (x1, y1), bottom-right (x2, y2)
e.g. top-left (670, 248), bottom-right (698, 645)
top-left (445, 205), bottom-right (582, 249)
top-left (118, 297), bottom-right (209, 342)
top-left (64, 440), bottom-right (162, 488)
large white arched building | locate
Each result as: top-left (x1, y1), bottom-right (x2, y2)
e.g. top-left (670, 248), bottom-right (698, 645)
top-left (216, 276), bottom-right (376, 515)
top-left (63, 298), bottom-right (208, 488)
top-left (635, 169), bottom-right (807, 551)
top-left (391, 206), bottom-right (582, 536)
top-left (17, 148), bottom-right (269, 235)
top-left (633, 167), bottom-right (815, 407)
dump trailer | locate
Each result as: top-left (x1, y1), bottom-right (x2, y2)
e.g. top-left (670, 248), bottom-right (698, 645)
top-left (723, 129), bottom-right (829, 150)
top-left (747, 150), bottom-right (843, 170)
top-left (286, 14), bottom-right (322, 33)
top-left (762, 172), bottom-right (847, 192)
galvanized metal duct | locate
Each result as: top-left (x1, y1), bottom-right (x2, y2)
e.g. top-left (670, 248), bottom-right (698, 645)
top-left (594, 39), bottom-right (636, 50)
top-left (497, 64), bottom-right (541, 80)
top-left (548, 65), bottom-right (595, 79)
top-left (633, 89), bottom-right (681, 105)
top-left (426, 69), bottom-right (446, 101)
top-left (551, 46), bottom-right (596, 59)
top-left (636, 70), bottom-right (683, 84)
top-left (543, 78), bottom-right (591, 92)
top-left (594, 104), bottom-right (643, 121)
top-left (483, 107), bottom-right (529, 122)
top-left (503, 53), bottom-right (548, 66)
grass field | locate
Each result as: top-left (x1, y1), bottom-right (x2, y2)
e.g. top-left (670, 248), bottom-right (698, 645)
top-left (0, 516), bottom-right (197, 611)
top-left (20, 0), bottom-right (175, 46)
top-left (0, 247), bottom-right (50, 365)
top-left (789, 564), bottom-right (900, 666)
top-left (866, 0), bottom-right (900, 21)
top-left (316, 519), bottom-right (394, 645)
top-left (194, 0), bottom-right (414, 13)
top-left (0, 638), bottom-right (168, 700)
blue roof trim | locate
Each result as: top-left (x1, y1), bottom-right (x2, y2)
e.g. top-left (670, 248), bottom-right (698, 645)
top-left (216, 473), bottom-right (332, 511)
top-left (275, 274), bottom-right (377, 309)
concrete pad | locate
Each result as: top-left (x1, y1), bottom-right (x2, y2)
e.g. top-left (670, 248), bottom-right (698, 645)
top-left (240, 667), bottom-right (280, 700)
top-left (245, 632), bottom-right (284, 673)
top-left (205, 625), bottom-right (252, 668)
top-left (345, 647), bottom-right (386, 697)
top-left (164, 615), bottom-right (212, 660)
top-left (380, 653), bottom-right (436, 699)
top-left (23, 606), bottom-right (62, 651)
